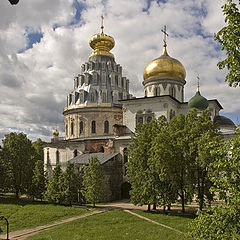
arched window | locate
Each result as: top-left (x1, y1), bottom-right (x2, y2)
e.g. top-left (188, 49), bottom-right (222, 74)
top-left (65, 124), bottom-right (68, 137)
top-left (123, 148), bottom-right (128, 164)
top-left (56, 150), bottom-right (60, 165)
top-left (71, 121), bottom-right (74, 135)
top-left (147, 116), bottom-right (152, 123)
top-left (145, 89), bottom-right (147, 97)
top-left (74, 149), bottom-right (78, 157)
top-left (137, 116), bottom-right (143, 124)
top-left (170, 86), bottom-right (176, 98)
top-left (80, 121), bottom-right (84, 134)
top-left (90, 91), bottom-right (95, 102)
top-left (102, 92), bottom-right (107, 102)
top-left (104, 120), bottom-right (109, 134)
top-left (91, 120), bottom-right (96, 133)
top-left (80, 92), bottom-right (84, 103)
top-left (154, 86), bottom-right (160, 96)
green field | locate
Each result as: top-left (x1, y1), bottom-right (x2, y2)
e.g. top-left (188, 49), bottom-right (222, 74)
top-left (27, 210), bottom-right (193, 240)
top-left (0, 197), bottom-right (88, 233)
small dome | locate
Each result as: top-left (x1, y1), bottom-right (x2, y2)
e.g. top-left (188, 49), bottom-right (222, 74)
top-left (188, 91), bottom-right (209, 110)
top-left (143, 47), bottom-right (186, 81)
top-left (213, 115), bottom-right (236, 129)
top-left (53, 129), bottom-right (59, 137)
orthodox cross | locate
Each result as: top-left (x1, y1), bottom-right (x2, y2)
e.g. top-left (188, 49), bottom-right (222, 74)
top-left (101, 15), bottom-right (104, 34)
top-left (161, 25), bottom-right (169, 47)
top-left (197, 75), bottom-right (200, 92)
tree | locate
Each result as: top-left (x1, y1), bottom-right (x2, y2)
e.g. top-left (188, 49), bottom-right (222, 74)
top-left (32, 160), bottom-right (46, 201)
top-left (151, 114), bottom-right (194, 212)
top-left (1, 132), bottom-right (35, 198)
top-left (45, 164), bottom-right (62, 203)
top-left (32, 138), bottom-right (44, 162)
top-left (127, 117), bottom-right (167, 211)
top-left (185, 109), bottom-right (221, 210)
top-left (60, 162), bottom-right (80, 205)
top-left (190, 130), bottom-right (240, 239)
top-left (81, 157), bottom-right (110, 207)
top-left (215, 0), bottom-right (240, 86)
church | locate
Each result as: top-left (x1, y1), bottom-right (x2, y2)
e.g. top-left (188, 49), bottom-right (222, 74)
top-left (43, 22), bottom-right (236, 200)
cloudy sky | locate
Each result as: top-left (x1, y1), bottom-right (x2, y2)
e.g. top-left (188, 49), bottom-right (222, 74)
top-left (0, 0), bottom-right (239, 142)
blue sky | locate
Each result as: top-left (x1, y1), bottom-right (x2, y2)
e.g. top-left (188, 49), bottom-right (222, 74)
top-left (0, 0), bottom-right (239, 142)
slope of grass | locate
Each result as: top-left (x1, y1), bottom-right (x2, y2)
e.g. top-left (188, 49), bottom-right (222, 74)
top-left (0, 197), bottom-right (88, 233)
top-left (27, 210), bottom-right (193, 240)
top-left (133, 209), bottom-right (194, 233)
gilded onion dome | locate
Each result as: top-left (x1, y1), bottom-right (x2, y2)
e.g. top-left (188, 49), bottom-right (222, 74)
top-left (89, 16), bottom-right (115, 58)
top-left (143, 46), bottom-right (186, 81)
top-left (53, 129), bottom-right (59, 137)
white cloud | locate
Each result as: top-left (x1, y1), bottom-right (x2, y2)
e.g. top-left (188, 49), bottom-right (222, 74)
top-left (0, 0), bottom-right (239, 142)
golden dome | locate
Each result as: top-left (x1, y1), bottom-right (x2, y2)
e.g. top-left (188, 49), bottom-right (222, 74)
top-left (53, 129), bottom-right (59, 137)
top-left (89, 33), bottom-right (115, 58)
top-left (143, 46), bottom-right (186, 81)
top-left (89, 16), bottom-right (115, 58)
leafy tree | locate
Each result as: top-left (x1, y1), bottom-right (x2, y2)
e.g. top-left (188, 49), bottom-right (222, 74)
top-left (151, 114), bottom-right (194, 212)
top-left (45, 164), bottom-right (62, 203)
top-left (190, 130), bottom-right (240, 239)
top-left (60, 162), bottom-right (80, 205)
top-left (214, 0), bottom-right (240, 86)
top-left (1, 132), bottom-right (35, 198)
top-left (32, 160), bottom-right (46, 201)
top-left (127, 117), bottom-right (167, 211)
top-left (0, 147), bottom-right (7, 192)
top-left (32, 138), bottom-right (44, 162)
top-left (81, 157), bottom-right (110, 207)
top-left (185, 109), bottom-right (221, 210)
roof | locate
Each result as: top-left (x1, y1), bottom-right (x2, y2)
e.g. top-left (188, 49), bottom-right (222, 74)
top-left (213, 115), bottom-right (236, 128)
top-left (69, 152), bottom-right (119, 165)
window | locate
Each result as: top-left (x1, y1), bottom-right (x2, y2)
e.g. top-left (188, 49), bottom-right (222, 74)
top-left (65, 124), bottom-right (68, 137)
top-left (56, 150), bottom-right (60, 165)
top-left (104, 120), bottom-right (109, 134)
top-left (91, 120), bottom-right (96, 133)
top-left (80, 91), bottom-right (84, 103)
top-left (137, 116), bottom-right (143, 124)
top-left (145, 90), bottom-right (147, 97)
top-left (170, 86), bottom-right (176, 98)
top-left (154, 86), bottom-right (160, 96)
top-left (90, 91), bottom-right (95, 102)
top-left (74, 149), bottom-right (78, 157)
top-left (71, 121), bottom-right (74, 135)
top-left (147, 116), bottom-right (152, 123)
top-left (80, 121), bottom-right (84, 134)
top-left (102, 92), bottom-right (107, 102)
top-left (47, 149), bottom-right (50, 165)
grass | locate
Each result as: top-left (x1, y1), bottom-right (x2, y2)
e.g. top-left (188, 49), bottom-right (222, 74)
top-left (27, 209), bottom-right (193, 240)
top-left (0, 197), bottom-right (89, 233)
top-left (133, 209), bottom-right (194, 233)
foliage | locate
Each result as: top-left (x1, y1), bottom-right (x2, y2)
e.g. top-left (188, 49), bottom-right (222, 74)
top-left (81, 157), bottom-right (111, 206)
top-left (214, 0), bottom-right (240, 86)
top-left (32, 160), bottom-right (46, 201)
top-left (127, 117), bottom-right (167, 209)
top-left (45, 165), bottom-right (62, 203)
top-left (1, 132), bottom-right (35, 198)
top-left (59, 162), bottom-right (80, 205)
top-left (32, 138), bottom-right (44, 162)
top-left (189, 130), bottom-right (240, 239)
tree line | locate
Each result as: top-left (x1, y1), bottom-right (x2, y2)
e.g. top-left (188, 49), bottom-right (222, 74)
top-left (0, 133), bottom-right (109, 206)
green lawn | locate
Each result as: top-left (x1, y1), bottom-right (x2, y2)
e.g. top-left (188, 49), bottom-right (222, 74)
top-left (0, 197), bottom-right (89, 233)
top-left (133, 210), bottom-right (194, 233)
top-left (27, 210), bottom-right (193, 240)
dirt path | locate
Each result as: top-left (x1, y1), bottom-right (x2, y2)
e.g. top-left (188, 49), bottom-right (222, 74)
top-left (1, 210), bottom-right (104, 240)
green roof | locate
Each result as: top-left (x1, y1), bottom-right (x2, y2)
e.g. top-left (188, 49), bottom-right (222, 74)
top-left (188, 91), bottom-right (209, 110)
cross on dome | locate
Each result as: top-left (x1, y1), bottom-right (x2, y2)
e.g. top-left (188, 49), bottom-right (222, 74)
top-left (101, 15), bottom-right (104, 34)
top-left (161, 25), bottom-right (169, 47)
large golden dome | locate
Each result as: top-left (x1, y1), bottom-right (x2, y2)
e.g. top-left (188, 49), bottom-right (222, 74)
top-left (143, 47), bottom-right (186, 81)
top-left (89, 16), bottom-right (115, 58)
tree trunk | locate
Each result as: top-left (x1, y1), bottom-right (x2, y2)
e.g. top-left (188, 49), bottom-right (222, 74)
top-left (181, 190), bottom-right (185, 213)
top-left (147, 204), bottom-right (151, 211)
top-left (93, 202), bottom-right (95, 207)
top-left (163, 205), bottom-right (166, 212)
top-left (15, 189), bottom-right (19, 199)
top-left (167, 204), bottom-right (171, 211)
top-left (153, 203), bottom-right (156, 210)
